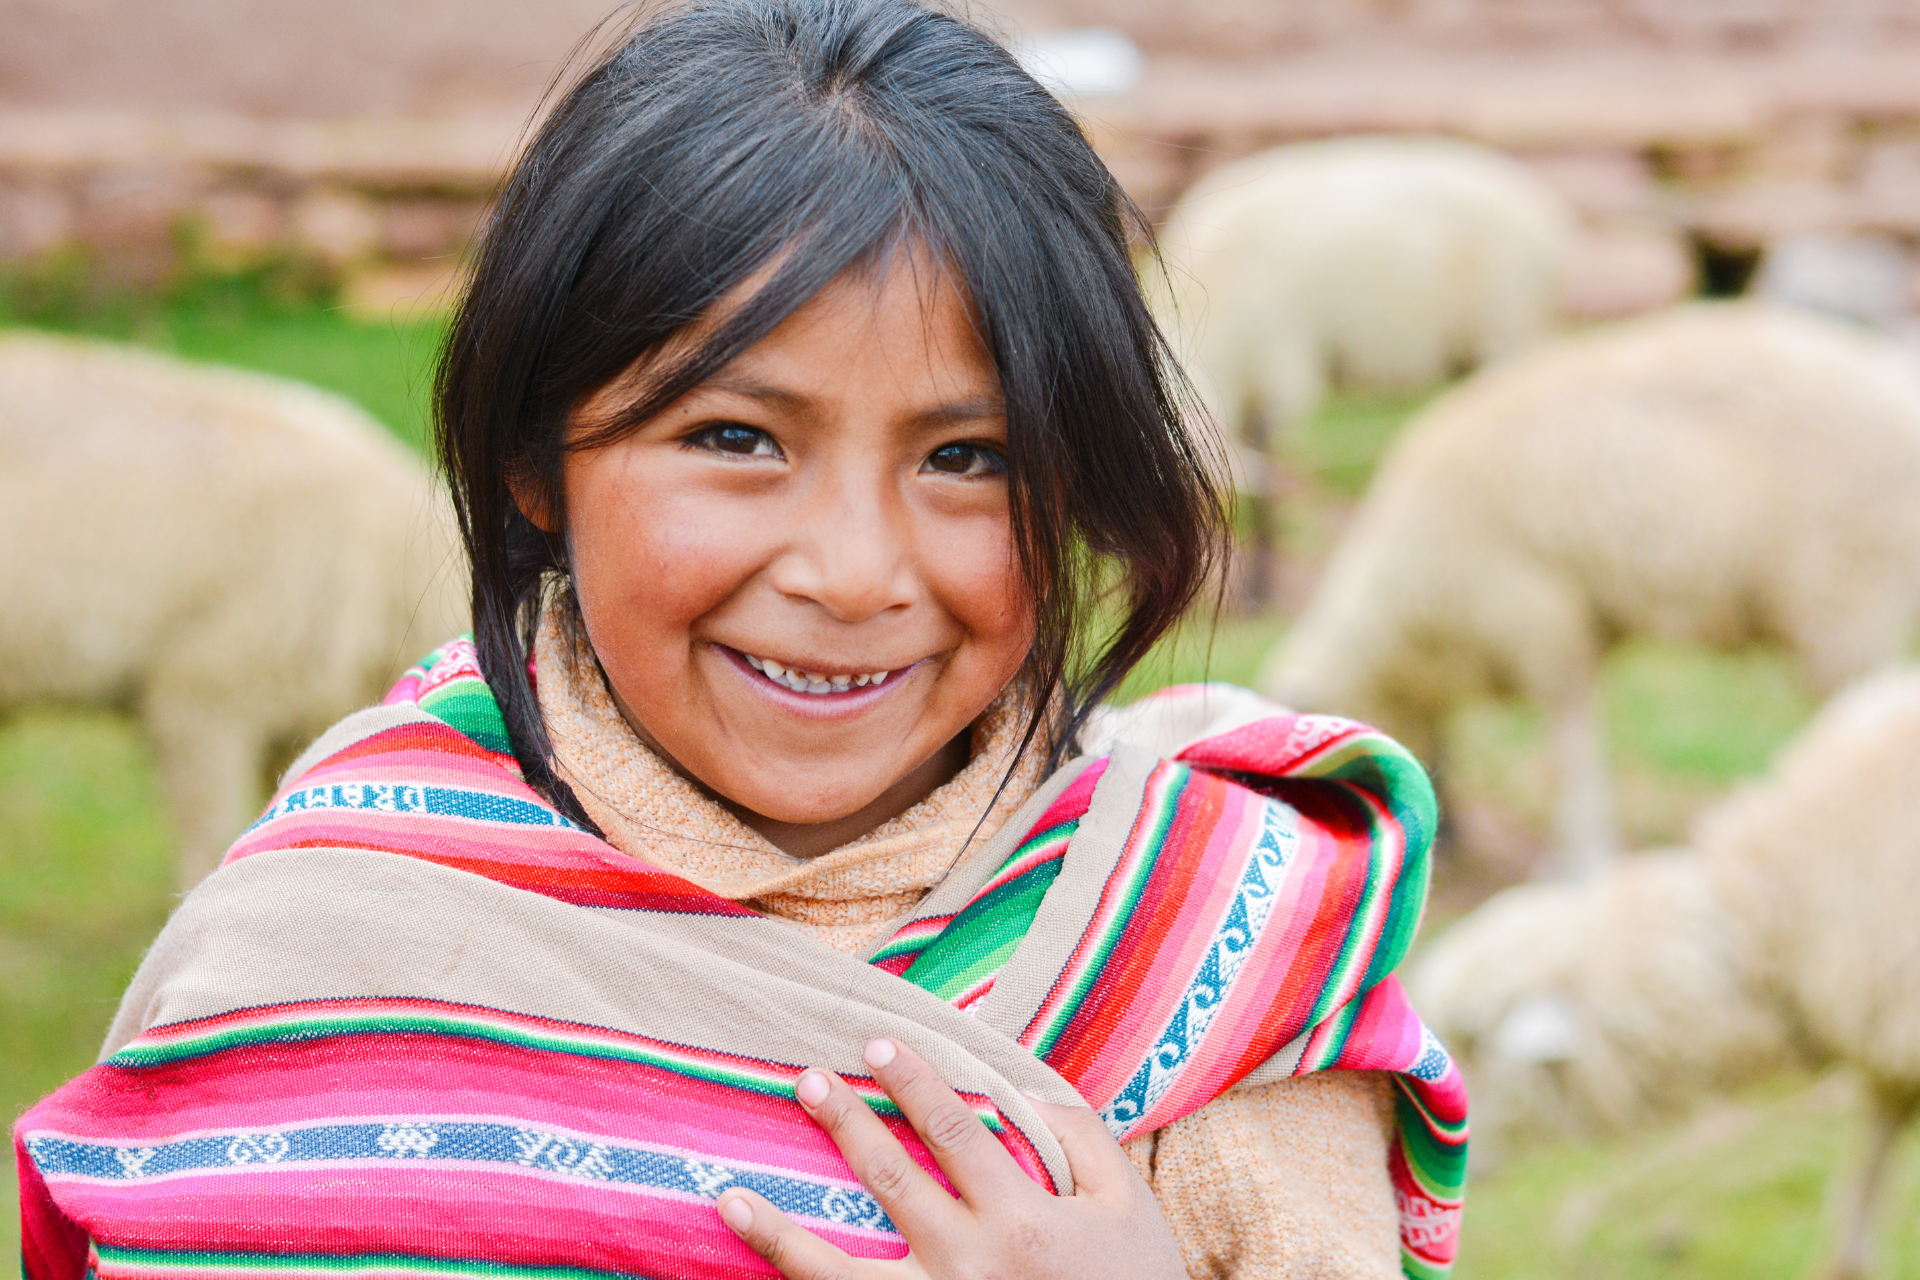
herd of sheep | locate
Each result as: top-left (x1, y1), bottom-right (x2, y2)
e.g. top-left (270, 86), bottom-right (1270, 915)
top-left (1156, 137), bottom-right (1920, 1275)
top-left (5, 130), bottom-right (1920, 1270)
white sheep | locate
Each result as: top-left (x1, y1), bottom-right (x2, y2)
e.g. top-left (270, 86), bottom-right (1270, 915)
top-left (0, 331), bottom-right (466, 887)
top-left (1148, 134), bottom-right (1575, 597)
top-left (1259, 303), bottom-right (1920, 875)
top-left (1405, 851), bottom-right (1790, 1161)
top-left (1409, 668), bottom-right (1920, 1279)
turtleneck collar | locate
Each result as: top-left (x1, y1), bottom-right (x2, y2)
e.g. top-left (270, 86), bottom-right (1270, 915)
top-left (533, 605), bottom-right (1047, 953)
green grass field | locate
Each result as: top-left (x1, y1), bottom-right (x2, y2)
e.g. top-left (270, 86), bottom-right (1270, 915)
top-left (3, 282), bottom-right (1914, 1274)
top-left (0, 261), bottom-right (445, 452)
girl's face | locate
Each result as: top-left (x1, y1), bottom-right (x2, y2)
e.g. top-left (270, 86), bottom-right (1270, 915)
top-left (549, 256), bottom-right (1034, 853)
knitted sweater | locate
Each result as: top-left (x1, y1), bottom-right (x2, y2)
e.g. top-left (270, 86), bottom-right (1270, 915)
top-left (536, 618), bottom-right (1404, 1279)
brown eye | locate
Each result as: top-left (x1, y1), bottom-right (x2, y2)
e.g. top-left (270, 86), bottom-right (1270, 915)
top-left (691, 424), bottom-right (779, 457)
top-left (924, 442), bottom-right (1006, 477)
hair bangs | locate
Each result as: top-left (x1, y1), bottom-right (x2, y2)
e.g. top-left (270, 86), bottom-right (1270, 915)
top-left (436, 0), bottom-right (1227, 820)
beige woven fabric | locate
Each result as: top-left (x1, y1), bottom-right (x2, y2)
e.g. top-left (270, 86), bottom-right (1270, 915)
top-left (535, 610), bottom-right (1403, 1278)
top-left (535, 610), bottom-right (1047, 955)
top-left (1131, 1074), bottom-right (1403, 1279)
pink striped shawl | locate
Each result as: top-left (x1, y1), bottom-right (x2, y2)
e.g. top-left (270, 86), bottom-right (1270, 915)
top-left (17, 642), bottom-right (1467, 1280)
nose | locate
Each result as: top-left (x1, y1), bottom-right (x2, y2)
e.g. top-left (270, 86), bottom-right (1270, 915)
top-left (765, 472), bottom-right (919, 623)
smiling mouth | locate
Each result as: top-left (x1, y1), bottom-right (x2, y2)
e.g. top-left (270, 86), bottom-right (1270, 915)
top-left (735, 649), bottom-right (896, 696)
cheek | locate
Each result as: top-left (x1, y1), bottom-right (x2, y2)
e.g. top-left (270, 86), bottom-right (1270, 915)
top-left (564, 458), bottom-right (765, 647)
top-left (931, 511), bottom-right (1035, 663)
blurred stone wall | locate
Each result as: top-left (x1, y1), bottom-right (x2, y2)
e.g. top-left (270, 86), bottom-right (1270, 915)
top-left (1091, 29), bottom-right (1920, 315)
top-left (0, 0), bottom-right (616, 115)
top-left (4, 0), bottom-right (1920, 317)
top-left (1006, 0), bottom-right (1920, 58)
top-left (0, 0), bottom-right (625, 305)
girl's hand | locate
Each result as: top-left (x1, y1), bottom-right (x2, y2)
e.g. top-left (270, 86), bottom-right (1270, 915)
top-left (715, 1038), bottom-right (1185, 1280)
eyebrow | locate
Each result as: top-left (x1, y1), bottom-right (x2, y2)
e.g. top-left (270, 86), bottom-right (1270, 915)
top-left (702, 374), bottom-right (1005, 429)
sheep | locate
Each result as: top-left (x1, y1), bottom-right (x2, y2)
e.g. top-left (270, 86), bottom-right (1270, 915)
top-left (1258, 303), bottom-right (1920, 876)
top-left (1148, 135), bottom-right (1575, 600)
top-left (1408, 668), bottom-right (1920, 1279)
top-left (1692, 670), bottom-right (1920, 1279)
top-left (1404, 851), bottom-right (1790, 1162)
top-left (0, 331), bottom-right (466, 888)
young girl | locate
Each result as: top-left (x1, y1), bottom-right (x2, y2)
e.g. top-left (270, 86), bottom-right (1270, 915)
top-left (18, 2), bottom-right (1467, 1277)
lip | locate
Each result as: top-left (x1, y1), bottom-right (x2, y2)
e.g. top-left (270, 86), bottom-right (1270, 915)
top-left (716, 645), bottom-right (924, 720)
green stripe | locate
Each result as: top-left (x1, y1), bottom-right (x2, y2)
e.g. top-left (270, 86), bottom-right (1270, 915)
top-left (418, 680), bottom-right (512, 758)
top-left (1303, 742), bottom-right (1441, 1034)
top-left (107, 1007), bottom-right (1012, 1130)
top-left (389, 637), bottom-right (513, 759)
top-left (1323, 737), bottom-right (1436, 995)
top-left (1393, 1086), bottom-right (1470, 1200)
top-left (1304, 996), bottom-right (1362, 1072)
top-left (898, 821), bottom-right (1077, 999)
top-left (113, 1012), bottom-right (795, 1101)
top-left (1316, 734), bottom-right (1439, 850)
top-left (989, 819), bottom-right (1078, 876)
top-left (1028, 764), bottom-right (1186, 1057)
top-left (867, 921), bottom-right (943, 966)
top-left (866, 815), bottom-right (1075, 970)
top-left (902, 860), bottom-right (1060, 1000)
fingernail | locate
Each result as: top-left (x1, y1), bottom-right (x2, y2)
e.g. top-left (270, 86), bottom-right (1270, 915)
top-left (796, 1069), bottom-right (831, 1108)
top-left (864, 1037), bottom-right (897, 1069)
top-left (1017, 1087), bottom-right (1043, 1100)
top-left (719, 1194), bottom-right (753, 1233)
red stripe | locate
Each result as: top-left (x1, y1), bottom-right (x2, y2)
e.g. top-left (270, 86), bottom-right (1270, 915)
top-left (1041, 770), bottom-right (1223, 1087)
top-left (295, 722), bottom-right (511, 775)
top-left (66, 1168), bottom-right (831, 1279)
top-left (1266, 783), bottom-right (1374, 1019)
top-left (38, 1013), bottom-right (1058, 1197)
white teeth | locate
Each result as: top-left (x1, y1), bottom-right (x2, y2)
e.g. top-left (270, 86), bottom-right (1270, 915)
top-left (740, 651), bottom-right (898, 695)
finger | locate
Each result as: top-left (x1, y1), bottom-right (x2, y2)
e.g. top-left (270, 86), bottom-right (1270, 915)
top-left (861, 1038), bottom-right (1031, 1205)
top-left (716, 1187), bottom-right (873, 1280)
top-left (795, 1065), bottom-right (967, 1235)
top-left (1022, 1094), bottom-right (1143, 1200)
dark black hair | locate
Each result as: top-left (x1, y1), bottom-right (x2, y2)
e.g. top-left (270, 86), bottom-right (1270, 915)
top-left (436, 0), bottom-right (1225, 821)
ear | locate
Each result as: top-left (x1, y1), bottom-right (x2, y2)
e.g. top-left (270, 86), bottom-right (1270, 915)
top-left (508, 462), bottom-right (560, 534)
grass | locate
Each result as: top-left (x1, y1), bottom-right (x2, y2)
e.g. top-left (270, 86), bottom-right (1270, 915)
top-left (0, 255), bottom-right (445, 447)
top-left (1295, 387), bottom-right (1437, 498)
top-left (151, 307), bottom-right (444, 451)
top-left (1, 714), bottom-right (175, 1256)
top-left (1460, 1073), bottom-right (1920, 1280)
top-left (0, 713), bottom-right (172, 1094)
top-left (0, 287), bottom-right (1905, 1274)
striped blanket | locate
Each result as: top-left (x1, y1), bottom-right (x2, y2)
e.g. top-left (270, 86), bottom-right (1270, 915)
top-left (17, 641), bottom-right (1467, 1280)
